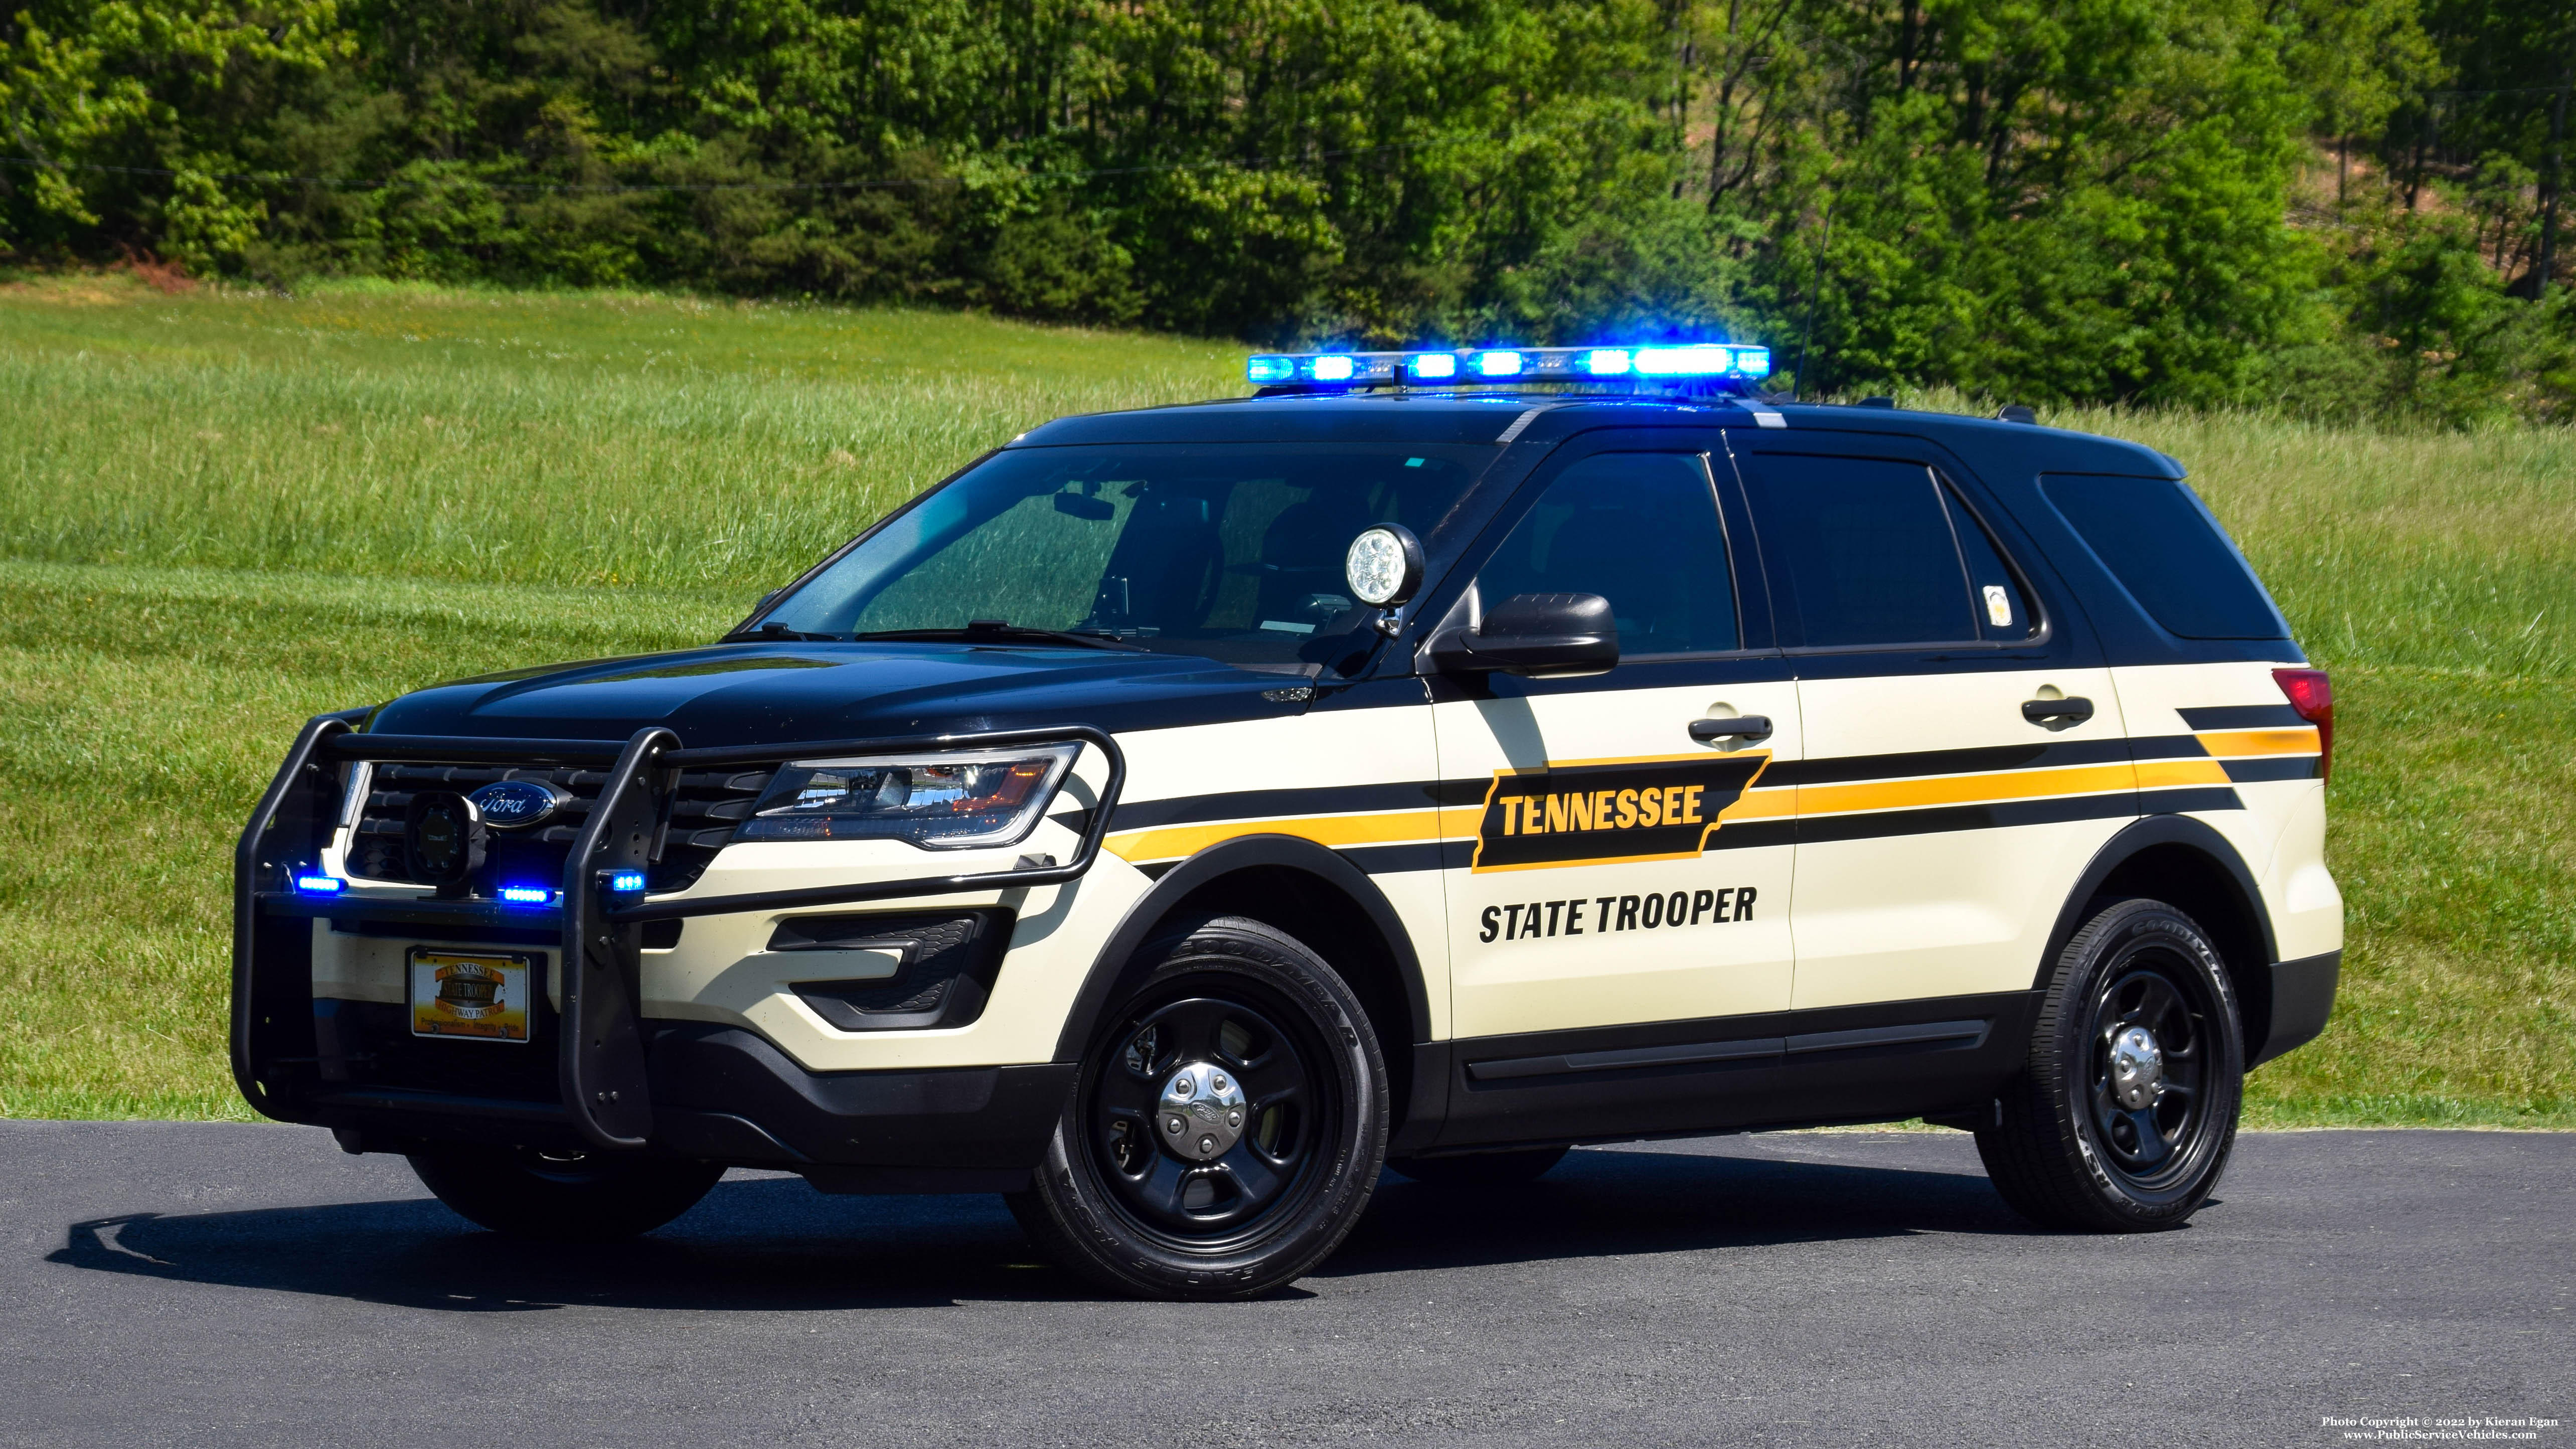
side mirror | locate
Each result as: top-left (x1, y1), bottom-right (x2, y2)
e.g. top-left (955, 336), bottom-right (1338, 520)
top-left (1429, 592), bottom-right (1619, 678)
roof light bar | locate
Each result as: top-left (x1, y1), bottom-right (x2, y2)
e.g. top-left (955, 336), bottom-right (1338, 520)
top-left (1245, 343), bottom-right (1772, 389)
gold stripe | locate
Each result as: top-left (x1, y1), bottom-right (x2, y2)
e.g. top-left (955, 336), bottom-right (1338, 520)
top-left (2194, 726), bottom-right (2318, 757)
top-left (1795, 761), bottom-right (2137, 818)
top-left (1108, 808), bottom-right (1445, 863)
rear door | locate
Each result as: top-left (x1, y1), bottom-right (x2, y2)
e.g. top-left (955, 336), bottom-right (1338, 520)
top-left (1430, 438), bottom-right (1802, 1040)
top-left (1727, 438), bottom-right (2134, 1011)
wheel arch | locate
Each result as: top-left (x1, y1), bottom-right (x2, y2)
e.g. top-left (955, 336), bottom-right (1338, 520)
top-left (1052, 835), bottom-right (1434, 1124)
top-left (2040, 815), bottom-right (2280, 1054)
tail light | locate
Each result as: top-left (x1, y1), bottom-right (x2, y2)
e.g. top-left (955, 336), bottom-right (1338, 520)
top-left (2272, 668), bottom-right (2333, 780)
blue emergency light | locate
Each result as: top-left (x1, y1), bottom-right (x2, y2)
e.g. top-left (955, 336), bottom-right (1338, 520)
top-left (294, 873), bottom-right (345, 896)
top-left (498, 885), bottom-right (555, 905)
top-left (1245, 342), bottom-right (1770, 389)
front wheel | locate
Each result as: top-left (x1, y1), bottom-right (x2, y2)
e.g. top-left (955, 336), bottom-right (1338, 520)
top-left (1006, 916), bottom-right (1389, 1300)
top-left (1977, 897), bottom-right (2244, 1232)
top-left (408, 1146), bottom-right (724, 1242)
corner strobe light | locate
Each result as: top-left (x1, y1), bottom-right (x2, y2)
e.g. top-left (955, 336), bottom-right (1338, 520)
top-left (1246, 355), bottom-right (1297, 384)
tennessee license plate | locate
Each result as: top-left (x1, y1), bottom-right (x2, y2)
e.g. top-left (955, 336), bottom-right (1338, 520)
top-left (408, 950), bottom-right (534, 1043)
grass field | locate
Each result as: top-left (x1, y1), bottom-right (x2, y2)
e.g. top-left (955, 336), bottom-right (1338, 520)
top-left (0, 273), bottom-right (2566, 1125)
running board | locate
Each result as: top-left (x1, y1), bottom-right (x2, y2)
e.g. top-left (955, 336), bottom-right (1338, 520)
top-left (1464, 1018), bottom-right (1990, 1082)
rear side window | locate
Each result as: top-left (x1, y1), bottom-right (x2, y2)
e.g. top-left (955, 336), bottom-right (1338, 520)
top-left (1737, 454), bottom-right (2034, 649)
top-left (2042, 475), bottom-right (2288, 639)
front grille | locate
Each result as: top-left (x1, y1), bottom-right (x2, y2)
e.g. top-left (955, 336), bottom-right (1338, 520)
top-left (349, 760), bottom-right (773, 893)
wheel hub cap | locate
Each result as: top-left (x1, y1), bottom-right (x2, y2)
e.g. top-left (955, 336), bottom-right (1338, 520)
top-left (1158, 1062), bottom-right (1247, 1162)
top-left (2109, 1025), bottom-right (2165, 1110)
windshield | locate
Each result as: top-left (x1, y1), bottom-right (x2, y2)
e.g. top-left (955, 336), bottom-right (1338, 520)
top-left (755, 442), bottom-right (1494, 667)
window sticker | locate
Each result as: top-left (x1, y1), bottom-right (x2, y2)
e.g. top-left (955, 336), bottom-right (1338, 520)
top-left (1983, 584), bottom-right (2013, 628)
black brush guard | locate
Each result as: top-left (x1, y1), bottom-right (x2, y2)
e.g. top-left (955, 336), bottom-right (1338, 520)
top-left (233, 718), bottom-right (1124, 1153)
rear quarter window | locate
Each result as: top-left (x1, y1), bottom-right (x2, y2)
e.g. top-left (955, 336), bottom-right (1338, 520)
top-left (2041, 474), bottom-right (2289, 640)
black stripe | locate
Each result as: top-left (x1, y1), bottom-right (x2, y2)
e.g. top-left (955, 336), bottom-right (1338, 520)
top-left (1339, 841), bottom-right (1471, 875)
top-left (1764, 736), bottom-right (2134, 787)
top-left (2222, 756), bottom-right (2320, 783)
top-left (2127, 733), bottom-right (2214, 761)
top-left (1797, 791), bottom-right (2141, 844)
top-left (1704, 818), bottom-right (1798, 852)
top-left (2179, 704), bottom-right (2306, 730)
top-left (2139, 787), bottom-right (2243, 813)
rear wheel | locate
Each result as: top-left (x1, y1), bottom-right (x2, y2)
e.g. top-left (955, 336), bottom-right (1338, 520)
top-left (1007, 916), bottom-right (1388, 1300)
top-left (1977, 897), bottom-right (2243, 1232)
top-left (1386, 1147), bottom-right (1568, 1188)
top-left (408, 1146), bottom-right (724, 1242)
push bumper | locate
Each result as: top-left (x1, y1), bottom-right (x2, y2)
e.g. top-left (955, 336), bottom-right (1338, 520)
top-left (234, 714), bottom-right (1117, 1178)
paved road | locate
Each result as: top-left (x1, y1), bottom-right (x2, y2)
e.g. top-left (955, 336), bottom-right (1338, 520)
top-left (2, 1123), bottom-right (2567, 1447)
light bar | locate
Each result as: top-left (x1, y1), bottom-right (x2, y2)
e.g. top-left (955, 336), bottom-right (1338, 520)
top-left (294, 874), bottom-right (344, 896)
top-left (1245, 342), bottom-right (1772, 388)
top-left (497, 885), bottom-right (554, 905)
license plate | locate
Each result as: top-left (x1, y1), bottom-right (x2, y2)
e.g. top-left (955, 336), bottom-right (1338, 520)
top-left (408, 950), bottom-right (535, 1043)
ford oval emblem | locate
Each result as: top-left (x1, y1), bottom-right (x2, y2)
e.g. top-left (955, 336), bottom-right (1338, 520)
top-left (466, 778), bottom-right (569, 831)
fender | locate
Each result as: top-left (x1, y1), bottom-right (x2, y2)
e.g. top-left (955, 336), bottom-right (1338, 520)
top-left (1051, 834), bottom-right (1434, 1064)
top-left (2039, 813), bottom-right (2278, 1005)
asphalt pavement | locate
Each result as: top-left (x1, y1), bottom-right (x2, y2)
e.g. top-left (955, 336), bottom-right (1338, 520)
top-left (2, 1121), bottom-right (2567, 1447)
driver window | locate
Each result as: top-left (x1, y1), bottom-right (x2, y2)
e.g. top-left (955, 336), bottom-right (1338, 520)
top-left (1473, 452), bottom-right (1740, 655)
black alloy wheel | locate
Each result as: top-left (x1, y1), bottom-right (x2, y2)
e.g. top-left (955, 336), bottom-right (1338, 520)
top-left (408, 1145), bottom-right (725, 1242)
top-left (1977, 897), bottom-right (2244, 1232)
top-left (1008, 915), bottom-right (1388, 1299)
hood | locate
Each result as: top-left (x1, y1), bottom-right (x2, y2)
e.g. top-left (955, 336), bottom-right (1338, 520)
top-left (364, 640), bottom-right (1309, 748)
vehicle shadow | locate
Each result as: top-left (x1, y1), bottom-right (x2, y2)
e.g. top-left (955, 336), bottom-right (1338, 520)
top-left (45, 1146), bottom-right (2025, 1313)
top-left (1332, 1143), bottom-right (2024, 1277)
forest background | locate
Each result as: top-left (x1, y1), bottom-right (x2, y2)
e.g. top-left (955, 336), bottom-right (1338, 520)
top-left (3, 0), bottom-right (2572, 419)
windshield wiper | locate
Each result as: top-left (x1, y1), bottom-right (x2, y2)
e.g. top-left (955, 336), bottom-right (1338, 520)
top-left (725, 621), bottom-right (846, 643)
top-left (848, 622), bottom-right (1152, 653)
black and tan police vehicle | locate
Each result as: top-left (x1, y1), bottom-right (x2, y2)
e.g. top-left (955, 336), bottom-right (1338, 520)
top-left (233, 341), bottom-right (2341, 1299)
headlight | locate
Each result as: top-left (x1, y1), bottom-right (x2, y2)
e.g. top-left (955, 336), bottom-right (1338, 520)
top-left (736, 745), bottom-right (1079, 849)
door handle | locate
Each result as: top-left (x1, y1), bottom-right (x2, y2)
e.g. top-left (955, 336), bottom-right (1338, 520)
top-left (1689, 715), bottom-right (1774, 743)
top-left (2022, 697), bottom-right (2094, 728)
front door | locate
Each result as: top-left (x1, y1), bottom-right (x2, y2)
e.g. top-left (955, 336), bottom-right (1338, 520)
top-left (1431, 444), bottom-right (1803, 1041)
top-left (1726, 438), bottom-right (2134, 1011)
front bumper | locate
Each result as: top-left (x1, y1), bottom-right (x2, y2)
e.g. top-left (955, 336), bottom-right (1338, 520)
top-left (234, 716), bottom-right (1116, 1175)
top-left (309, 1021), bottom-right (1074, 1192)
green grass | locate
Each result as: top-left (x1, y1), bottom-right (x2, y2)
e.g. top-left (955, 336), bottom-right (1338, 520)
top-left (0, 273), bottom-right (2566, 1125)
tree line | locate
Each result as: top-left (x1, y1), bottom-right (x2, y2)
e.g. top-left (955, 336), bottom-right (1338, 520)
top-left (3, 0), bottom-right (2570, 420)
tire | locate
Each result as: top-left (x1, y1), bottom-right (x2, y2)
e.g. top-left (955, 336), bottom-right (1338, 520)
top-left (408, 1146), bottom-right (725, 1242)
top-left (1976, 897), bottom-right (2244, 1232)
top-left (1386, 1147), bottom-right (1568, 1188)
top-left (1006, 915), bottom-right (1389, 1300)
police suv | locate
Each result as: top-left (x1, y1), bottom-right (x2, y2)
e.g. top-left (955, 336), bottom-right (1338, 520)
top-left (234, 342), bottom-right (2341, 1299)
